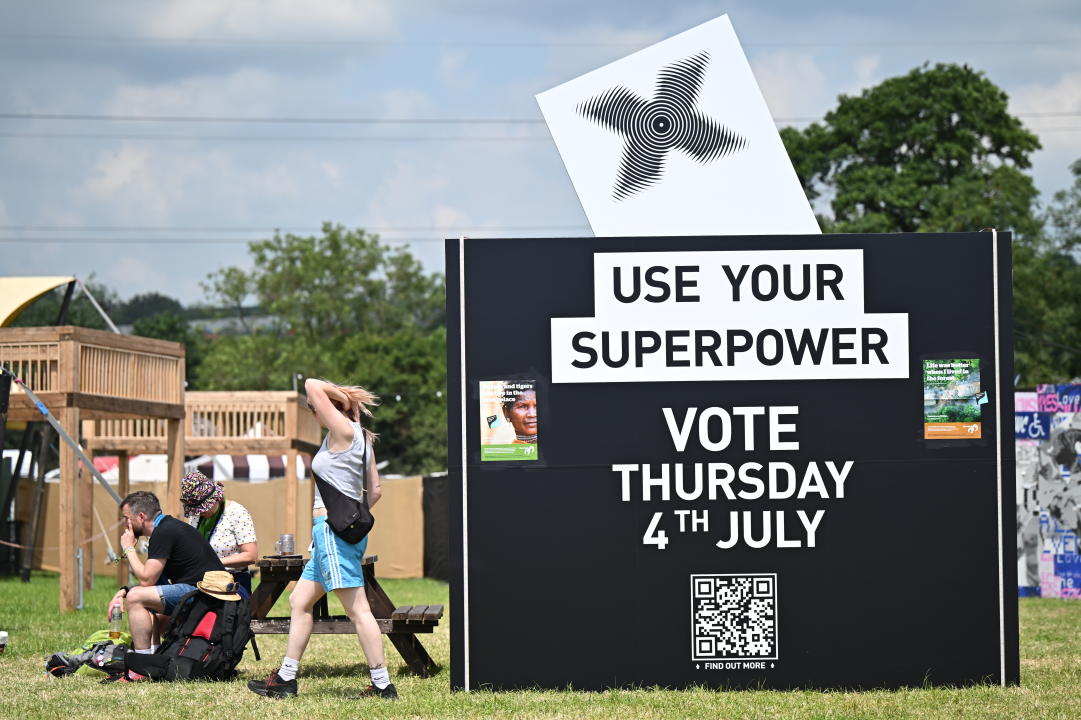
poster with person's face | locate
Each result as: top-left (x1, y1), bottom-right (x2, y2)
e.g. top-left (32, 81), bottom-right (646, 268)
top-left (479, 380), bottom-right (538, 461)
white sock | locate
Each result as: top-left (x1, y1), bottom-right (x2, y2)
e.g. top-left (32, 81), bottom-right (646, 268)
top-left (134, 647), bottom-right (153, 655)
top-left (149, 644), bottom-right (159, 654)
top-left (278, 656), bottom-right (300, 682)
top-left (370, 665), bottom-right (390, 689)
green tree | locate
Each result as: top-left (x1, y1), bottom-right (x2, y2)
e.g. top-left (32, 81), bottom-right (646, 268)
top-left (338, 328), bottom-right (447, 474)
top-left (113, 292), bottom-right (184, 325)
top-left (199, 224), bottom-right (447, 474)
top-left (203, 223), bottom-right (444, 343)
top-left (782, 63), bottom-right (1042, 236)
top-left (1045, 158), bottom-right (1081, 251)
top-left (201, 267), bottom-right (255, 331)
top-left (1013, 159), bottom-right (1081, 384)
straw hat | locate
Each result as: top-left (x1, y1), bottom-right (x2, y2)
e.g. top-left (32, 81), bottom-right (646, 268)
top-left (196, 570), bottom-right (242, 601)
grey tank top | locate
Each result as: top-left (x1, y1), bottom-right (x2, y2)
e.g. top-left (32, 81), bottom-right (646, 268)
top-left (311, 421), bottom-right (367, 510)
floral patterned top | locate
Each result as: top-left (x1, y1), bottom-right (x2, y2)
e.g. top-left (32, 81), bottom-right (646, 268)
top-left (186, 499), bottom-right (258, 561)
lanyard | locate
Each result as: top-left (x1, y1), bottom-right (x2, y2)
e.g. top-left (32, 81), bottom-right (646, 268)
top-left (153, 513), bottom-right (166, 529)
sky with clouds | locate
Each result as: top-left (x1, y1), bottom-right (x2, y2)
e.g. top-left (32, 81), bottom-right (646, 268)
top-left (1, 0), bottom-right (1080, 305)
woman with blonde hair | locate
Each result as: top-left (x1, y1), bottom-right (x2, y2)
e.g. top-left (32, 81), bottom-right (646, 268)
top-left (248, 377), bottom-right (395, 700)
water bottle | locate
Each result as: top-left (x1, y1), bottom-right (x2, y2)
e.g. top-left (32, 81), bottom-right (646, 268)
top-left (109, 607), bottom-right (123, 640)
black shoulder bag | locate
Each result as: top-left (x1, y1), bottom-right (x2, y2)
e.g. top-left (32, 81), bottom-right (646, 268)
top-left (312, 441), bottom-right (375, 544)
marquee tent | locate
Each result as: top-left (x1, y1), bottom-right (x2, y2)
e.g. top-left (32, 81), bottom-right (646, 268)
top-left (0, 276), bottom-right (74, 327)
top-left (42, 453), bottom-right (313, 484)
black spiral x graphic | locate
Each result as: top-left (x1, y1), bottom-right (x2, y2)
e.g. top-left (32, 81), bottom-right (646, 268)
top-left (577, 51), bottom-right (746, 200)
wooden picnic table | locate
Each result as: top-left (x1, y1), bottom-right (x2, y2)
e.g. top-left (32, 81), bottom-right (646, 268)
top-left (249, 554), bottom-right (443, 678)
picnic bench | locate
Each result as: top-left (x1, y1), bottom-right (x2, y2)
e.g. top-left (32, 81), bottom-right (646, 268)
top-left (249, 555), bottom-right (443, 677)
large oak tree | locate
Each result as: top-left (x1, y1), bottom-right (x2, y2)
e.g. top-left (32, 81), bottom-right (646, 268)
top-left (199, 224), bottom-right (447, 474)
top-left (781, 63), bottom-right (1042, 237)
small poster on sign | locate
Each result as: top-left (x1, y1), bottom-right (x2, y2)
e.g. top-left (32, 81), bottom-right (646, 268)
top-left (923, 358), bottom-right (982, 438)
top-left (479, 380), bottom-right (539, 461)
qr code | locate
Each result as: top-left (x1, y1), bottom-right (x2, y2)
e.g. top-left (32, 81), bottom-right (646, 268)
top-left (691, 573), bottom-right (778, 661)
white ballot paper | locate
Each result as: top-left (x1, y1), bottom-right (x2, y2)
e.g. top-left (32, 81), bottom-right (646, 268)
top-left (537, 15), bottom-right (819, 237)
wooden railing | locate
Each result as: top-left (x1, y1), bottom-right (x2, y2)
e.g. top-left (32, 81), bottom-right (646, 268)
top-left (0, 326), bottom-right (184, 411)
top-left (190, 394), bottom-right (288, 439)
top-left (79, 343), bottom-right (182, 403)
top-left (84, 391), bottom-right (322, 454)
top-left (0, 340), bottom-right (60, 392)
top-left (0, 326), bottom-right (188, 612)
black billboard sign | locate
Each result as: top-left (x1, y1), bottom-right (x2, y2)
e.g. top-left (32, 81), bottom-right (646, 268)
top-left (447, 232), bottom-right (1018, 691)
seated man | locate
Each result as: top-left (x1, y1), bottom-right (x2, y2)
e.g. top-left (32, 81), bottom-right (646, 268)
top-left (107, 491), bottom-right (225, 655)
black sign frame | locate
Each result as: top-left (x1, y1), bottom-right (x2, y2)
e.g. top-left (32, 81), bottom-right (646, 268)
top-left (447, 232), bottom-right (1018, 691)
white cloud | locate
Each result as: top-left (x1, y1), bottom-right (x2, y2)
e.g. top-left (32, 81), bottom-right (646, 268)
top-left (74, 144), bottom-right (302, 222)
top-left (750, 51), bottom-right (829, 120)
top-left (240, 161), bottom-right (302, 201)
top-left (432, 204), bottom-right (472, 231)
top-left (1011, 71), bottom-right (1081, 116)
top-left (82, 145), bottom-right (148, 196)
top-left (366, 159), bottom-right (449, 221)
top-left (379, 88), bottom-right (436, 118)
top-left (850, 55), bottom-right (882, 92)
top-left (143, 0), bottom-right (397, 39)
top-left (105, 68), bottom-right (282, 116)
top-left (321, 161), bottom-right (343, 184)
top-left (77, 145), bottom-right (171, 218)
top-left (538, 25), bottom-right (666, 87)
top-left (103, 256), bottom-right (170, 297)
top-left (439, 50), bottom-right (476, 89)
top-left (1010, 71), bottom-right (1081, 197)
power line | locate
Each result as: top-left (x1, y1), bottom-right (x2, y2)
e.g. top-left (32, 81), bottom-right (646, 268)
top-left (1, 32), bottom-right (1078, 48)
top-left (0, 223), bottom-right (588, 233)
top-left (0, 233), bottom-right (590, 245)
top-left (0, 111), bottom-right (1076, 126)
top-left (4, 125), bottom-right (1080, 145)
top-left (0, 112), bottom-right (547, 124)
top-left (0, 33), bottom-right (647, 48)
top-left (0, 132), bottom-right (553, 142)
top-left (0, 237), bottom-right (289, 244)
top-left (6, 128), bottom-right (1081, 144)
top-left (0, 237), bottom-right (439, 245)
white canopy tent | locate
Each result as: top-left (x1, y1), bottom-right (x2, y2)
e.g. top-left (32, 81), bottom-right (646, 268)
top-left (43, 453), bottom-right (313, 484)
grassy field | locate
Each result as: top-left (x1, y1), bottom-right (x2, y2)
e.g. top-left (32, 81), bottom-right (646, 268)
top-left (0, 573), bottom-right (1078, 719)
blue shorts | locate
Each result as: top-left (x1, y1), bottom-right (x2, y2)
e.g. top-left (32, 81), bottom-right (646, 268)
top-left (300, 516), bottom-right (368, 591)
top-left (156, 583), bottom-right (197, 613)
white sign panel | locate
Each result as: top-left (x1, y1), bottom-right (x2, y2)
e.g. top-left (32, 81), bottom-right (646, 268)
top-left (537, 15), bottom-right (819, 237)
top-left (551, 249), bottom-right (909, 383)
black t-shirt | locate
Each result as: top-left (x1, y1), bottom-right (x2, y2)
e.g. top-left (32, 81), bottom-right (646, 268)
top-left (147, 515), bottom-right (225, 585)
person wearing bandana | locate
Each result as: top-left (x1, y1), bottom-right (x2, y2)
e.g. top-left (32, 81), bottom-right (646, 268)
top-left (180, 471), bottom-right (259, 595)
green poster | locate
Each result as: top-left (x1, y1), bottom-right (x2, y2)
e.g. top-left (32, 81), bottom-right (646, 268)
top-left (923, 358), bottom-right (982, 438)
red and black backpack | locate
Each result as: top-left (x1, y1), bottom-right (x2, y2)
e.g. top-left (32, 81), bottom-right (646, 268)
top-left (125, 589), bottom-right (253, 681)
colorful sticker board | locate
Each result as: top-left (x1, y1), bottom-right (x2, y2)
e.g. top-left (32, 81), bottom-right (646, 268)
top-left (1015, 387), bottom-right (1081, 598)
